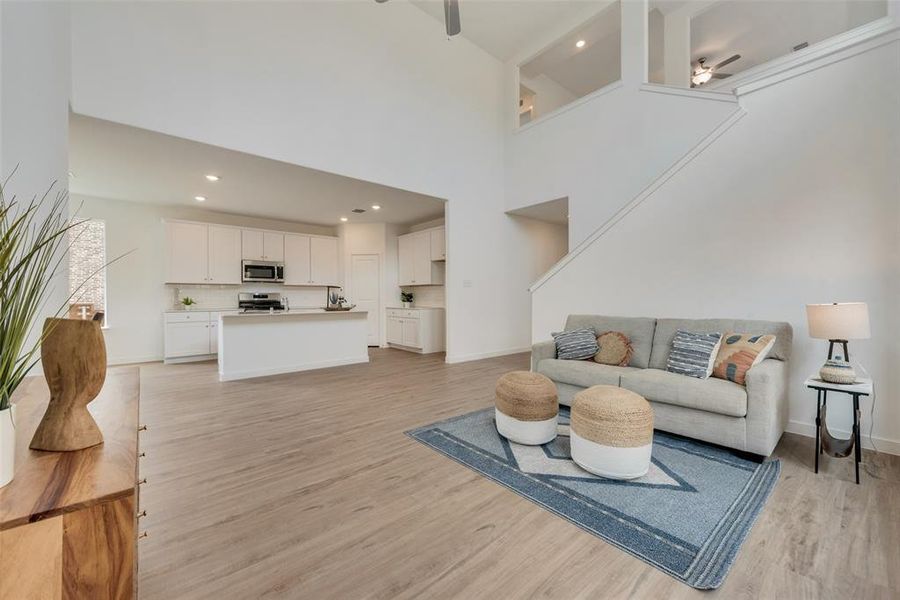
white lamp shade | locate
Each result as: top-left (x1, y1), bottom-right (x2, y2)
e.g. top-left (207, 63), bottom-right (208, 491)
top-left (806, 303), bottom-right (870, 340)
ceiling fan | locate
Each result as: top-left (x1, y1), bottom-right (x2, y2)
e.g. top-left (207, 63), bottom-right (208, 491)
top-left (375, 0), bottom-right (461, 37)
top-left (691, 54), bottom-right (741, 87)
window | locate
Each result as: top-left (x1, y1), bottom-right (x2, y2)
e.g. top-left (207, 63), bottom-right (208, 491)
top-left (67, 219), bottom-right (107, 324)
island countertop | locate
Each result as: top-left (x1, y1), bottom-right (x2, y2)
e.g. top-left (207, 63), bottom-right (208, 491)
top-left (220, 309), bottom-right (367, 319)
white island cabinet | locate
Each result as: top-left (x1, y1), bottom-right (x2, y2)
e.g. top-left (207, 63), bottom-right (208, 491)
top-left (217, 310), bottom-right (369, 381)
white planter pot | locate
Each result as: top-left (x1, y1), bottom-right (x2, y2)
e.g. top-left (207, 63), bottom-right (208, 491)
top-left (402, 302), bottom-right (412, 308)
top-left (0, 405), bottom-right (16, 488)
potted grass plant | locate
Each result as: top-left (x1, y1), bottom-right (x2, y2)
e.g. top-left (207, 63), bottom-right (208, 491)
top-left (401, 291), bottom-right (414, 309)
top-left (0, 178), bottom-right (83, 487)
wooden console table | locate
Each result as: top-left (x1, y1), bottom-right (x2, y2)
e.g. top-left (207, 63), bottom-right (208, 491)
top-left (0, 367), bottom-right (141, 599)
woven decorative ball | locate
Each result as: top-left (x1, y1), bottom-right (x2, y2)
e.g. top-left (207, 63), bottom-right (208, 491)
top-left (495, 371), bottom-right (558, 445)
top-left (570, 385), bottom-right (653, 479)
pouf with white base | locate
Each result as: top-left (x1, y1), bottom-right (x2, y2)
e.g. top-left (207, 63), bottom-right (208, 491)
top-left (494, 371), bottom-right (558, 445)
top-left (570, 385), bottom-right (653, 480)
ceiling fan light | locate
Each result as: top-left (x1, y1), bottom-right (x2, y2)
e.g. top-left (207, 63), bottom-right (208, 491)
top-left (692, 69), bottom-right (713, 86)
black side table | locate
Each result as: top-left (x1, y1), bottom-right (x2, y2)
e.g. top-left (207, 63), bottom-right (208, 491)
top-left (805, 376), bottom-right (872, 484)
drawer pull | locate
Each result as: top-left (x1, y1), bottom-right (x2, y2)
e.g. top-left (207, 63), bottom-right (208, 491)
top-left (139, 452), bottom-right (146, 458)
top-left (138, 425), bottom-right (148, 432)
top-left (137, 510), bottom-right (147, 518)
top-left (138, 477), bottom-right (148, 485)
top-left (138, 531), bottom-right (149, 539)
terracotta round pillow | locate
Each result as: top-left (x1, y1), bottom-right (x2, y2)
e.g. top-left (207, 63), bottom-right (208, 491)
top-left (593, 331), bottom-right (633, 367)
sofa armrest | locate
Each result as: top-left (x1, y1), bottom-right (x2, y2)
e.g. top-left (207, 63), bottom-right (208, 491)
top-left (744, 358), bottom-right (789, 456)
top-left (531, 340), bottom-right (556, 372)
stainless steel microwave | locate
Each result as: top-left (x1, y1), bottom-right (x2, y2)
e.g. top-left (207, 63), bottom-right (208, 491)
top-left (242, 260), bottom-right (284, 283)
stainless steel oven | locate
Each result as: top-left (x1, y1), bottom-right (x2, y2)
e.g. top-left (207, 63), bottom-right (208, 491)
top-left (242, 260), bottom-right (284, 283)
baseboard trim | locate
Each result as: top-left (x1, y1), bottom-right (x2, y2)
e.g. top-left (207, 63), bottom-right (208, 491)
top-left (445, 346), bottom-right (531, 364)
top-left (218, 355), bottom-right (370, 381)
top-left (786, 420), bottom-right (900, 457)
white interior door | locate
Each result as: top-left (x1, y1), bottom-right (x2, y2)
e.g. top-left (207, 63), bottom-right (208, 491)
top-left (350, 254), bottom-right (381, 346)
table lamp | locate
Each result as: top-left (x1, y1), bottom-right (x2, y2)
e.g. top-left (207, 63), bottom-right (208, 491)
top-left (806, 302), bottom-right (870, 384)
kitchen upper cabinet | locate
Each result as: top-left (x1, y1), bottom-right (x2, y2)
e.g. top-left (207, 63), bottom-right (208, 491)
top-left (241, 230), bottom-right (264, 260)
top-left (430, 227), bottom-right (446, 261)
top-left (242, 230), bottom-right (284, 261)
top-left (310, 236), bottom-right (339, 285)
top-left (398, 234), bottom-right (415, 285)
top-left (165, 221), bottom-right (209, 284)
top-left (398, 229), bottom-right (445, 286)
top-left (283, 234), bottom-right (311, 285)
top-left (283, 234), bottom-right (339, 286)
top-left (207, 226), bottom-right (242, 284)
top-left (263, 232), bottom-right (284, 261)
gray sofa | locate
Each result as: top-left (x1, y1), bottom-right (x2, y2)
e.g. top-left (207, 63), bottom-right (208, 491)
top-left (532, 315), bottom-right (792, 457)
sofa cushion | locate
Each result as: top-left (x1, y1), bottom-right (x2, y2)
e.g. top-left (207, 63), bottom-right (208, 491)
top-left (537, 359), bottom-right (640, 389)
top-left (552, 328), bottom-right (599, 360)
top-left (564, 315), bottom-right (657, 368)
top-left (649, 318), bottom-right (792, 369)
top-left (620, 368), bottom-right (748, 417)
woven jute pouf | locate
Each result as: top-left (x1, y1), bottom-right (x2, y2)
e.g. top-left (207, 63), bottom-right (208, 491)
top-left (570, 385), bottom-right (653, 479)
top-left (495, 371), bottom-right (558, 445)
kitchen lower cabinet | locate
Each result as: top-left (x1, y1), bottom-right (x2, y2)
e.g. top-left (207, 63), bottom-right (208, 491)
top-left (385, 308), bottom-right (444, 353)
top-left (164, 311), bottom-right (239, 362)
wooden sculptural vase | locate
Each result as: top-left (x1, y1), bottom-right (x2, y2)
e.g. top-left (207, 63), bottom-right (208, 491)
top-left (30, 318), bottom-right (107, 451)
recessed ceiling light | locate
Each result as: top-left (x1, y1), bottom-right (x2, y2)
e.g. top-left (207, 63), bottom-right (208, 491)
top-left (205, 174), bottom-right (220, 182)
top-left (371, 205), bottom-right (381, 210)
top-left (576, 39), bottom-right (586, 48)
top-left (194, 196), bottom-right (206, 202)
top-left (340, 217), bottom-right (348, 222)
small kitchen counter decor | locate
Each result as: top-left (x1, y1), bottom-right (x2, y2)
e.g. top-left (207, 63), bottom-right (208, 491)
top-left (0, 176), bottom-right (121, 486)
top-left (401, 291), bottom-right (414, 308)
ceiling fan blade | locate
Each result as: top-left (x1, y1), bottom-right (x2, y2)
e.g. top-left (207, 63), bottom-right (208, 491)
top-left (714, 54), bottom-right (741, 70)
top-left (444, 0), bottom-right (461, 36)
top-left (711, 72), bottom-right (732, 79)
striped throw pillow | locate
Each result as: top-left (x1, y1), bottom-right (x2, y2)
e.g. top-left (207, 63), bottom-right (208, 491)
top-left (552, 328), bottom-right (599, 360)
top-left (666, 330), bottom-right (722, 379)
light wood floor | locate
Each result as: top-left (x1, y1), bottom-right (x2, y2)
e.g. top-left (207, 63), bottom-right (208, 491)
top-left (136, 349), bottom-right (899, 599)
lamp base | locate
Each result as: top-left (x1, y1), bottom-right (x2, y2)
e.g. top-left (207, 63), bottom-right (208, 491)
top-left (819, 358), bottom-right (857, 385)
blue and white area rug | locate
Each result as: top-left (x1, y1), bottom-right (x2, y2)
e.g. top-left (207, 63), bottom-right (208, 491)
top-left (407, 406), bottom-right (780, 590)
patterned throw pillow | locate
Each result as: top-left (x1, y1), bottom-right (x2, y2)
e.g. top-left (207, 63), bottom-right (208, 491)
top-left (552, 328), bottom-right (599, 360)
top-left (594, 331), bottom-right (633, 366)
top-left (713, 333), bottom-right (776, 385)
top-left (666, 330), bottom-right (722, 379)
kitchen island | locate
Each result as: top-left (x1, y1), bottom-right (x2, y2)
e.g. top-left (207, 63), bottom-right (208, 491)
top-left (217, 309), bottom-right (369, 381)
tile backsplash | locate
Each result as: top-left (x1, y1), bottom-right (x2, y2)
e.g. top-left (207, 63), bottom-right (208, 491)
top-left (170, 284), bottom-right (331, 310)
top-left (399, 285), bottom-right (445, 308)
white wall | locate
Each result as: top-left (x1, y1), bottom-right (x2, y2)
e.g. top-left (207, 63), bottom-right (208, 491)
top-left (71, 0), bottom-right (532, 362)
top-left (74, 194), bottom-right (341, 364)
top-left (1, 1), bottom-right (71, 374)
top-left (532, 38), bottom-right (900, 453)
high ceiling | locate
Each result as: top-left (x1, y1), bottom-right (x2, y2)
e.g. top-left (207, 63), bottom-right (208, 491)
top-left (69, 114), bottom-right (445, 227)
top-left (411, 0), bottom-right (604, 61)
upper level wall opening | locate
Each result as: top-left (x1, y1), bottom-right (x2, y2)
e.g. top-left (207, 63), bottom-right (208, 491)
top-left (517, 1), bottom-right (621, 128)
top-left (648, 0), bottom-right (888, 90)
